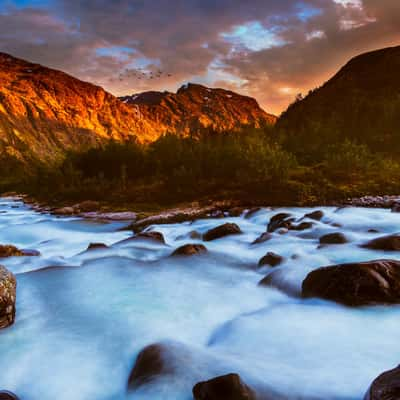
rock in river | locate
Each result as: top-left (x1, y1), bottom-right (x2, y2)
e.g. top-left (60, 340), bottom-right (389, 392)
top-left (362, 234), bottom-right (400, 251)
top-left (203, 223), bottom-right (242, 241)
top-left (364, 364), bottom-right (400, 400)
top-left (0, 266), bottom-right (17, 329)
top-left (267, 213), bottom-right (294, 232)
top-left (127, 343), bottom-right (174, 390)
top-left (319, 232), bottom-right (348, 245)
top-left (0, 391), bottom-right (19, 400)
top-left (258, 252), bottom-right (283, 267)
top-left (302, 259), bottom-right (400, 306)
top-left (193, 373), bottom-right (255, 400)
top-left (171, 244), bottom-right (207, 256)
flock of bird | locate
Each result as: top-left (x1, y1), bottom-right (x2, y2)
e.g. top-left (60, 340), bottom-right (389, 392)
top-left (110, 68), bottom-right (173, 83)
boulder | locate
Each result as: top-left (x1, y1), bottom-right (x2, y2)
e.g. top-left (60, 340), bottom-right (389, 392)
top-left (267, 213), bottom-right (294, 232)
top-left (171, 244), bottom-right (207, 256)
top-left (362, 234), bottom-right (400, 251)
top-left (258, 252), bottom-right (283, 267)
top-left (0, 266), bottom-right (17, 329)
top-left (245, 207), bottom-right (261, 219)
top-left (291, 222), bottom-right (314, 231)
top-left (75, 200), bottom-right (100, 212)
top-left (319, 232), bottom-right (348, 245)
top-left (364, 364), bottom-right (400, 400)
top-left (203, 223), bottom-right (242, 241)
top-left (0, 245), bottom-right (24, 258)
top-left (53, 206), bottom-right (75, 215)
top-left (251, 232), bottom-right (272, 245)
top-left (0, 392), bottom-right (19, 400)
top-left (136, 231), bottom-right (166, 244)
top-left (302, 259), bottom-right (400, 306)
top-left (127, 343), bottom-right (174, 390)
top-left (86, 243), bottom-right (109, 251)
top-left (193, 373), bottom-right (255, 400)
top-left (304, 210), bottom-right (324, 221)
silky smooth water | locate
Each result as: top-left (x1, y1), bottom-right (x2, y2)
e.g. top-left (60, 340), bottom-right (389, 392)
top-left (0, 198), bottom-right (400, 400)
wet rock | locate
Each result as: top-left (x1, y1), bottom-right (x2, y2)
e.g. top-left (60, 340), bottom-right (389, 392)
top-left (291, 221), bottom-right (314, 231)
top-left (86, 243), bottom-right (109, 251)
top-left (251, 232), bottom-right (272, 245)
top-left (189, 231), bottom-right (202, 240)
top-left (319, 232), bottom-right (348, 245)
top-left (302, 259), bottom-right (400, 306)
top-left (364, 364), bottom-right (400, 400)
top-left (0, 391), bottom-right (19, 400)
top-left (75, 200), bottom-right (100, 212)
top-left (267, 213), bottom-right (294, 232)
top-left (54, 206), bottom-right (75, 215)
top-left (127, 343), bottom-right (174, 390)
top-left (193, 373), bottom-right (255, 400)
top-left (136, 231), bottom-right (166, 244)
top-left (203, 223), bottom-right (242, 241)
top-left (0, 266), bottom-right (17, 329)
top-left (0, 245), bottom-right (24, 258)
top-left (258, 252), bottom-right (283, 267)
top-left (228, 207), bottom-right (245, 217)
top-left (362, 234), bottom-right (400, 251)
top-left (304, 210), bottom-right (324, 221)
top-left (171, 244), bottom-right (207, 256)
top-left (245, 207), bottom-right (261, 219)
top-left (392, 203), bottom-right (400, 213)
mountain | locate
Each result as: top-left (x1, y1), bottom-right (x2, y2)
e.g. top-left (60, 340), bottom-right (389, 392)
top-left (120, 83), bottom-right (276, 136)
top-left (0, 53), bottom-right (274, 168)
top-left (277, 46), bottom-right (400, 157)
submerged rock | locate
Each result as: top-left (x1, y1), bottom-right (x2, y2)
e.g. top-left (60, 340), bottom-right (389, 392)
top-left (0, 392), bottom-right (19, 400)
top-left (86, 243), bottom-right (109, 251)
top-left (319, 232), bottom-right (348, 245)
top-left (302, 259), bottom-right (400, 306)
top-left (251, 232), bottom-right (272, 245)
top-left (364, 364), bottom-right (400, 400)
top-left (258, 270), bottom-right (300, 297)
top-left (258, 252), bottom-right (283, 267)
top-left (171, 244), bottom-right (207, 256)
top-left (193, 373), bottom-right (255, 400)
top-left (0, 266), bottom-right (16, 329)
top-left (136, 231), bottom-right (166, 244)
top-left (267, 213), bottom-right (293, 232)
top-left (362, 234), bottom-right (400, 251)
top-left (127, 343), bottom-right (174, 390)
top-left (203, 223), bottom-right (242, 241)
top-left (291, 221), bottom-right (314, 231)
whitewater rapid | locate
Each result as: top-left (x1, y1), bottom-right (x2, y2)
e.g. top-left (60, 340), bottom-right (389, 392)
top-left (0, 197), bottom-right (400, 400)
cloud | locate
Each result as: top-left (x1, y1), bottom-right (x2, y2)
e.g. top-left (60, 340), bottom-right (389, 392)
top-left (0, 0), bottom-right (398, 114)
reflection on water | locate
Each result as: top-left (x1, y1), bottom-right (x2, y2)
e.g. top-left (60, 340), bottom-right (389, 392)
top-left (0, 198), bottom-right (399, 399)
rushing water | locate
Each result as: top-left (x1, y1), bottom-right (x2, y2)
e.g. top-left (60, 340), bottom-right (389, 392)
top-left (0, 197), bottom-right (400, 400)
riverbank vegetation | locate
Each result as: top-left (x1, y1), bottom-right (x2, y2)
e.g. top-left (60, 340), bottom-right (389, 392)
top-left (1, 126), bottom-right (400, 209)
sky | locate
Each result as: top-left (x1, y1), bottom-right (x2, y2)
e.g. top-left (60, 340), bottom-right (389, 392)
top-left (0, 0), bottom-right (399, 115)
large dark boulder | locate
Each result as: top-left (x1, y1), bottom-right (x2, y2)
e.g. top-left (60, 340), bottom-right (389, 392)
top-left (364, 364), bottom-right (400, 400)
top-left (302, 259), bottom-right (400, 306)
top-left (0, 392), bottom-right (19, 400)
top-left (171, 244), bottom-right (207, 256)
top-left (362, 234), bottom-right (400, 251)
top-left (127, 343), bottom-right (174, 390)
top-left (0, 245), bottom-right (23, 258)
top-left (267, 213), bottom-right (293, 232)
top-left (319, 232), bottom-right (348, 245)
top-left (203, 223), bottom-right (242, 241)
top-left (193, 373), bottom-right (255, 400)
top-left (0, 266), bottom-right (17, 329)
top-left (258, 252), bottom-right (283, 267)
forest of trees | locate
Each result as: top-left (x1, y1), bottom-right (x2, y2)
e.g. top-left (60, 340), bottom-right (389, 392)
top-left (2, 125), bottom-right (400, 208)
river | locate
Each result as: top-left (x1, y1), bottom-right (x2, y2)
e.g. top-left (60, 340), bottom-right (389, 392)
top-left (0, 197), bottom-right (399, 400)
